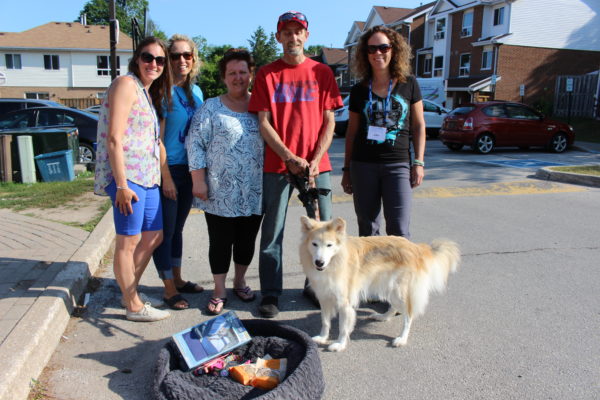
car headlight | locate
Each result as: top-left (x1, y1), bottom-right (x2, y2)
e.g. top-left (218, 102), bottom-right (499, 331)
top-left (568, 125), bottom-right (574, 131)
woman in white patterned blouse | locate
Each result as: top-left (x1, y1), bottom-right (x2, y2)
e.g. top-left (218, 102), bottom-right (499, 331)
top-left (187, 49), bottom-right (264, 315)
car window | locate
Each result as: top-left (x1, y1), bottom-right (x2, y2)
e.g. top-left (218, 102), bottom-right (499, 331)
top-left (37, 109), bottom-right (60, 126)
top-left (449, 106), bottom-right (475, 116)
top-left (58, 112), bottom-right (76, 125)
top-left (505, 105), bottom-right (540, 120)
top-left (0, 112), bottom-right (31, 129)
top-left (482, 105), bottom-right (507, 117)
top-left (423, 101), bottom-right (439, 113)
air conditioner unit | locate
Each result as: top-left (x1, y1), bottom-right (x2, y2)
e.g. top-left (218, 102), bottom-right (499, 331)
top-left (461, 28), bottom-right (471, 37)
top-left (434, 32), bottom-right (445, 40)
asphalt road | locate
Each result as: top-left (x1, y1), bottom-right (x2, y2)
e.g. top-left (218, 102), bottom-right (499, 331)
top-left (40, 138), bottom-right (600, 399)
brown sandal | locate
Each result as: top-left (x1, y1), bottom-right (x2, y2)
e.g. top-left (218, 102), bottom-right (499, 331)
top-left (233, 286), bottom-right (255, 302)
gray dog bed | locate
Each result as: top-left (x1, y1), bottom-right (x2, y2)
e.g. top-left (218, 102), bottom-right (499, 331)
top-left (153, 319), bottom-right (324, 400)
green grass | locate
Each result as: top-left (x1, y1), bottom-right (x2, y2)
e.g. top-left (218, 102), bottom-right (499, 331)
top-left (0, 171), bottom-right (95, 211)
top-left (550, 165), bottom-right (600, 176)
top-left (67, 199), bottom-right (111, 232)
top-left (554, 117), bottom-right (600, 143)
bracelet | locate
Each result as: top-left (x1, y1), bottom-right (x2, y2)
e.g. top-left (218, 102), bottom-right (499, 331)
top-left (412, 159), bottom-right (425, 167)
top-left (342, 167), bottom-right (350, 172)
top-left (116, 186), bottom-right (129, 191)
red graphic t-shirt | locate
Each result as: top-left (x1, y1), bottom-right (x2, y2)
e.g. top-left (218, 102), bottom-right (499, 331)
top-left (249, 58), bottom-right (343, 174)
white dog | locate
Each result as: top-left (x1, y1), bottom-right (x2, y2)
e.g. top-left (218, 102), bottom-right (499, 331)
top-left (299, 216), bottom-right (460, 351)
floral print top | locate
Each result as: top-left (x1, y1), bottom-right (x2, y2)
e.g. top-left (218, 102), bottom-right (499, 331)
top-left (187, 97), bottom-right (263, 217)
top-left (94, 73), bottom-right (160, 195)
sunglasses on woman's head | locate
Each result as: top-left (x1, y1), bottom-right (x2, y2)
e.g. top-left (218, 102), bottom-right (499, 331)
top-left (140, 52), bottom-right (166, 66)
top-left (170, 52), bottom-right (193, 61)
top-left (367, 44), bottom-right (393, 54)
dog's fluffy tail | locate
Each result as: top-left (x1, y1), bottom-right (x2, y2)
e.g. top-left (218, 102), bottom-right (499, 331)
top-left (409, 240), bottom-right (460, 318)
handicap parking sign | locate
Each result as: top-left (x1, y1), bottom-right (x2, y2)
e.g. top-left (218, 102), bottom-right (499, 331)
top-left (480, 159), bottom-right (568, 169)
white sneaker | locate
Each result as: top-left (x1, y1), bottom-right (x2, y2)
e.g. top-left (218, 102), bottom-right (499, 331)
top-left (126, 302), bottom-right (170, 322)
top-left (121, 293), bottom-right (164, 308)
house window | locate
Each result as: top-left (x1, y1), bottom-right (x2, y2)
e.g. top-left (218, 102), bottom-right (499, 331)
top-left (461, 11), bottom-right (473, 37)
top-left (459, 54), bottom-right (471, 77)
top-left (423, 55), bottom-right (432, 74)
top-left (435, 18), bottom-right (446, 40)
top-left (25, 92), bottom-right (50, 100)
top-left (434, 56), bottom-right (444, 77)
top-left (97, 55), bottom-right (121, 76)
top-left (494, 7), bottom-right (505, 25)
top-left (43, 55), bottom-right (59, 70)
top-left (481, 47), bottom-right (493, 70)
top-left (5, 54), bottom-right (22, 69)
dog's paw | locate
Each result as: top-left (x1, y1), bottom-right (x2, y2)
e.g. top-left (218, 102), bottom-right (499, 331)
top-left (369, 312), bottom-right (391, 322)
top-left (392, 337), bottom-right (408, 347)
top-left (312, 335), bottom-right (328, 345)
top-left (328, 342), bottom-right (347, 352)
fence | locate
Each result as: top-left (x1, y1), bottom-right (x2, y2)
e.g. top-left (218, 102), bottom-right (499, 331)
top-left (553, 72), bottom-right (599, 119)
top-left (59, 98), bottom-right (101, 110)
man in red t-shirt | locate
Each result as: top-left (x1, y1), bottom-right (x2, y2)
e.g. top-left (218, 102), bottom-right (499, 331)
top-left (248, 10), bottom-right (343, 318)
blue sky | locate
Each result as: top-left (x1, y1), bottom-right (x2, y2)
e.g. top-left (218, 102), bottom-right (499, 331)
top-left (0, 0), bottom-right (426, 48)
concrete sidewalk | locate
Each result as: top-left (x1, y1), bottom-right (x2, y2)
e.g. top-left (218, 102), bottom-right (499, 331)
top-left (0, 139), bottom-right (598, 400)
top-left (0, 209), bottom-right (115, 400)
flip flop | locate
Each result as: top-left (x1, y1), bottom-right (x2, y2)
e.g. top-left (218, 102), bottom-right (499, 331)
top-left (163, 294), bottom-right (189, 310)
top-left (176, 281), bottom-right (204, 294)
top-left (207, 297), bottom-right (227, 315)
top-left (233, 286), bottom-right (255, 302)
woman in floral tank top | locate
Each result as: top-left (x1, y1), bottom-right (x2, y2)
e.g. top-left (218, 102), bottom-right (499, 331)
top-left (94, 37), bottom-right (173, 322)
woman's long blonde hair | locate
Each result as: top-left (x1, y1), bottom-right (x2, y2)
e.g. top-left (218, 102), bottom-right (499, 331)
top-left (168, 34), bottom-right (201, 108)
top-left (353, 25), bottom-right (413, 83)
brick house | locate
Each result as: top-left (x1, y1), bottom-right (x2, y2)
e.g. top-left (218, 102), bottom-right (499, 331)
top-left (0, 22), bottom-right (133, 102)
top-left (422, 0), bottom-right (600, 110)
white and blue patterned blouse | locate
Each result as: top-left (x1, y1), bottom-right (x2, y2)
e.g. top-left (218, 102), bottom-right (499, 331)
top-left (187, 97), bottom-right (263, 217)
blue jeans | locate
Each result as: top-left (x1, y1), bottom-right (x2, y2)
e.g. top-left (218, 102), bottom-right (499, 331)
top-left (152, 165), bottom-right (194, 280)
top-left (350, 161), bottom-right (412, 238)
top-left (259, 172), bottom-right (332, 297)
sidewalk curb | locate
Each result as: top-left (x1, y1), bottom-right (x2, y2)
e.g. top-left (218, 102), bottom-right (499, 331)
top-left (535, 167), bottom-right (600, 187)
top-left (0, 208), bottom-right (115, 400)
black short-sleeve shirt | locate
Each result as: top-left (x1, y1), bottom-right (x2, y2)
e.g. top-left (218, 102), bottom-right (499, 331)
top-left (349, 75), bottom-right (422, 163)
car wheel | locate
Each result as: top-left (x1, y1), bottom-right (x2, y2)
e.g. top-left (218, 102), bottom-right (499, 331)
top-left (79, 143), bottom-right (95, 164)
top-left (474, 133), bottom-right (494, 154)
top-left (446, 143), bottom-right (463, 151)
top-left (549, 132), bottom-right (568, 153)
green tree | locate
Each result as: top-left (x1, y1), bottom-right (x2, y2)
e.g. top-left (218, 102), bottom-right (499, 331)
top-left (77, 0), bottom-right (164, 38)
top-left (306, 45), bottom-right (325, 57)
top-left (197, 45), bottom-right (234, 98)
top-left (248, 26), bottom-right (279, 68)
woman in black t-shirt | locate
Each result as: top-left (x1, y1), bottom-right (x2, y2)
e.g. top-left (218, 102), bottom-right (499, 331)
top-left (341, 25), bottom-right (426, 237)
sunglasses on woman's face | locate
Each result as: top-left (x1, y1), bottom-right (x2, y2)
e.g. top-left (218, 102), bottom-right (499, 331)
top-left (367, 44), bottom-right (393, 54)
top-left (140, 52), bottom-right (166, 66)
top-left (170, 52), bottom-right (193, 61)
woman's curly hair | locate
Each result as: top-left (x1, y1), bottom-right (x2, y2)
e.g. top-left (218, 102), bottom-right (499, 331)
top-left (353, 25), bottom-right (413, 83)
top-left (168, 34), bottom-right (201, 108)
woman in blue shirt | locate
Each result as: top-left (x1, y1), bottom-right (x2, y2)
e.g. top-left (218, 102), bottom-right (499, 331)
top-left (152, 34), bottom-right (204, 309)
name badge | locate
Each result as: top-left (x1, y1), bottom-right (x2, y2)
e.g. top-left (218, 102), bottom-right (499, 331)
top-left (367, 125), bottom-right (386, 141)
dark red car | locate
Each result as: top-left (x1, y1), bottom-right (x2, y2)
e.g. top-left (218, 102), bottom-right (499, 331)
top-left (439, 101), bottom-right (575, 154)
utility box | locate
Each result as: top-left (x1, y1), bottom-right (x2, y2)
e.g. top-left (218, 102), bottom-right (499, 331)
top-left (17, 135), bottom-right (36, 183)
top-left (34, 150), bottom-right (75, 182)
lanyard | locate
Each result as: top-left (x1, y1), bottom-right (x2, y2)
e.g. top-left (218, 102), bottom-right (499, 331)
top-left (368, 79), bottom-right (393, 124)
top-left (142, 87), bottom-right (159, 142)
top-left (174, 87), bottom-right (195, 143)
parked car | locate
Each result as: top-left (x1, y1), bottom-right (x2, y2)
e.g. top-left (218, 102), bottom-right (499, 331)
top-left (333, 96), bottom-right (448, 138)
top-left (1, 126), bottom-right (79, 182)
top-left (422, 99), bottom-right (449, 138)
top-left (0, 98), bottom-right (62, 117)
top-left (439, 101), bottom-right (574, 154)
top-left (334, 95), bottom-right (349, 136)
top-left (83, 104), bottom-right (102, 114)
top-left (0, 106), bottom-right (97, 163)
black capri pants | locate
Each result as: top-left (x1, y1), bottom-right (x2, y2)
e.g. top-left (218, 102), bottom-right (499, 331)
top-left (204, 212), bottom-right (263, 275)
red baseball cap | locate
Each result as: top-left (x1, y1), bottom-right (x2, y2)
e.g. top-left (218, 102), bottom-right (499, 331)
top-left (277, 11), bottom-right (309, 32)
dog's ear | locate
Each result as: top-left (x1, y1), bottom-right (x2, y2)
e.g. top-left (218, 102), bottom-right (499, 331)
top-left (331, 217), bottom-right (346, 234)
top-left (300, 215), bottom-right (315, 232)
